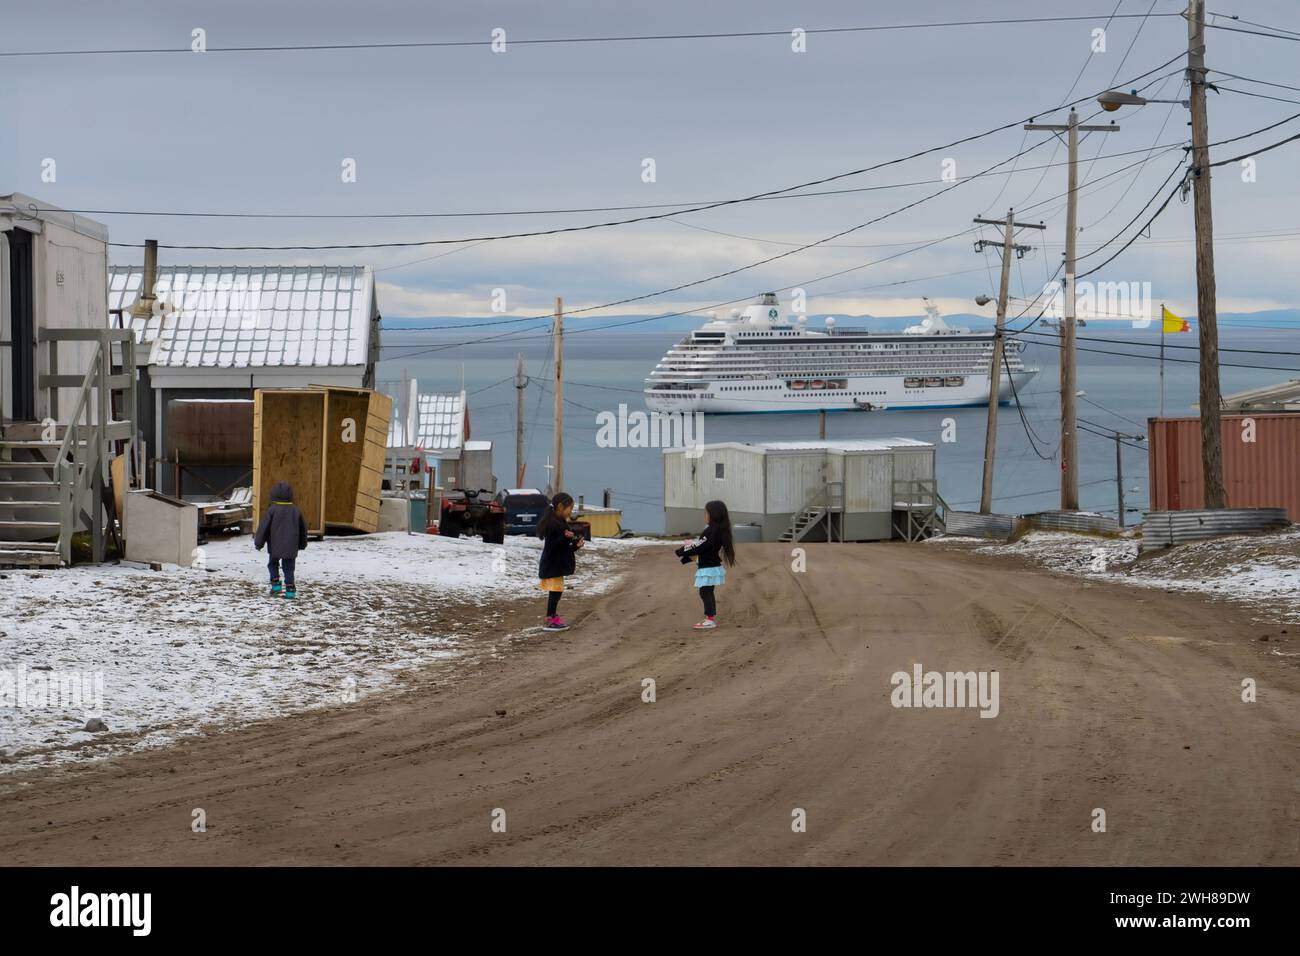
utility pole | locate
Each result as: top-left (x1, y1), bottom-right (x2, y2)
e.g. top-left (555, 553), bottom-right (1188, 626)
top-left (974, 209), bottom-right (1044, 513)
top-left (515, 352), bottom-right (526, 487)
top-left (1186, 0), bottom-right (1225, 508)
top-left (1026, 111), bottom-right (1117, 510)
top-left (1106, 429), bottom-right (1146, 527)
top-left (552, 297), bottom-right (564, 495)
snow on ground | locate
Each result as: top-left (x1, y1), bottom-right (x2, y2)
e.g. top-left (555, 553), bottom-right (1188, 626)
top-left (933, 527), bottom-right (1300, 633)
top-left (0, 532), bottom-right (647, 775)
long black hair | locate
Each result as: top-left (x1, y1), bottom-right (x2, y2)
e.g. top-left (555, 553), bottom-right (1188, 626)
top-left (705, 499), bottom-right (736, 567)
top-left (537, 492), bottom-right (574, 538)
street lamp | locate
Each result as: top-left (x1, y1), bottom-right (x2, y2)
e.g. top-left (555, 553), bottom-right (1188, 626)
top-left (1095, 0), bottom-right (1227, 511)
top-left (1097, 89), bottom-right (1189, 111)
top-left (975, 294), bottom-right (992, 307)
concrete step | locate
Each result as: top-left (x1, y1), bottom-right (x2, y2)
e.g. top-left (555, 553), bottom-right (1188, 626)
top-left (0, 500), bottom-right (60, 509)
top-left (0, 480), bottom-right (59, 496)
top-left (0, 519), bottom-right (59, 531)
top-left (0, 549), bottom-right (62, 568)
top-left (0, 540), bottom-right (59, 552)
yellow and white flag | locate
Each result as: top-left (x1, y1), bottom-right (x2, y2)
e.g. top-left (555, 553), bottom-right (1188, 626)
top-left (1161, 305), bottom-right (1190, 333)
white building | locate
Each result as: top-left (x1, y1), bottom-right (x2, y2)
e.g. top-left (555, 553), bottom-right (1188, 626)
top-left (2, 193), bottom-right (112, 425)
top-left (663, 438), bottom-right (937, 541)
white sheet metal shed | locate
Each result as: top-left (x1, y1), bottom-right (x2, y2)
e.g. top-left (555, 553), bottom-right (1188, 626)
top-left (662, 438), bottom-right (936, 540)
top-left (387, 390), bottom-right (467, 458)
top-left (109, 264), bottom-right (379, 389)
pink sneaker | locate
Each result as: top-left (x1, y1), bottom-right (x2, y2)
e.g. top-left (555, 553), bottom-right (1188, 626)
top-left (543, 616), bottom-right (571, 632)
top-left (693, 617), bottom-right (718, 630)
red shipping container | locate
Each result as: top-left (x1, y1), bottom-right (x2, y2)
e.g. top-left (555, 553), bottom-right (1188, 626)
top-left (1148, 413), bottom-right (1300, 521)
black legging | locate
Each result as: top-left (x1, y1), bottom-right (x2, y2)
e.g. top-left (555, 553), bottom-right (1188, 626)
top-left (546, 590), bottom-right (562, 617)
top-left (699, 586), bottom-right (716, 618)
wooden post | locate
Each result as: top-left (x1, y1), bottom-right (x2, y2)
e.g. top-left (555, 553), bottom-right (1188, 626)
top-left (975, 211), bottom-right (1043, 513)
top-left (1187, 0), bottom-right (1226, 508)
top-left (981, 212), bottom-right (1015, 514)
top-left (552, 297), bottom-right (564, 494)
top-left (1062, 111), bottom-right (1081, 511)
top-left (1025, 114), bottom-right (1116, 510)
top-left (515, 352), bottom-right (526, 487)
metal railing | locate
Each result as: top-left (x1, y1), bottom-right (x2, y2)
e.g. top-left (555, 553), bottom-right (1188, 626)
top-left (781, 479), bottom-right (845, 543)
top-left (892, 477), bottom-right (943, 542)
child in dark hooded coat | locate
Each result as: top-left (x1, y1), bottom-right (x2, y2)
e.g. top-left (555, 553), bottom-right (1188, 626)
top-left (254, 479), bottom-right (309, 598)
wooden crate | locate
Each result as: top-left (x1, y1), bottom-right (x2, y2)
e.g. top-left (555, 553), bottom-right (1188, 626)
top-left (252, 389), bottom-right (328, 535)
top-left (317, 385), bottom-right (393, 533)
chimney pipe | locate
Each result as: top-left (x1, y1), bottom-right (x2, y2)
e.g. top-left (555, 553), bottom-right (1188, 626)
top-left (131, 239), bottom-right (158, 318)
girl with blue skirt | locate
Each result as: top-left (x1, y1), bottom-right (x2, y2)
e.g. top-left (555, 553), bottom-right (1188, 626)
top-left (674, 499), bottom-right (737, 630)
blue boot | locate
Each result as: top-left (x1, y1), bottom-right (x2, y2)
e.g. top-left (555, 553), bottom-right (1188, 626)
top-left (283, 587), bottom-right (297, 600)
top-left (270, 580), bottom-right (282, 595)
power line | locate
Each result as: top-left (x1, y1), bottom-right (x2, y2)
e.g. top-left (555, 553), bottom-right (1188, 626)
top-left (384, 79), bottom-right (1299, 359)
top-left (1215, 16), bottom-right (1300, 39)
top-left (96, 55), bottom-right (1186, 250)
top-left (0, 14), bottom-right (1188, 58)
top-left (381, 142), bottom-right (1189, 347)
top-left (1203, 18), bottom-right (1300, 42)
top-left (1011, 328), bottom-right (1300, 372)
top-left (1208, 69), bottom-right (1300, 93)
top-left (18, 142), bottom-right (1191, 224)
top-left (1215, 86), bottom-right (1300, 107)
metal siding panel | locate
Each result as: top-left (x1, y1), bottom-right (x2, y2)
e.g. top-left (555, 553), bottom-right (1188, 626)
top-left (1148, 414), bottom-right (1300, 521)
top-left (766, 451), bottom-right (831, 514)
top-left (846, 451), bottom-right (892, 513)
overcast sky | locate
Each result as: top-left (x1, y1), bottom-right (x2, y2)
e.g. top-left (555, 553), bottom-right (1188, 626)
top-left (4, 0), bottom-right (1300, 321)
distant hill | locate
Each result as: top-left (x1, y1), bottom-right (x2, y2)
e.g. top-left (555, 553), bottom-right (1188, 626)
top-left (384, 308), bottom-right (1300, 333)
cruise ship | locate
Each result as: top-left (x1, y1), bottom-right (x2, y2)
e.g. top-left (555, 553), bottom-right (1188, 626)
top-left (644, 294), bottom-right (1038, 414)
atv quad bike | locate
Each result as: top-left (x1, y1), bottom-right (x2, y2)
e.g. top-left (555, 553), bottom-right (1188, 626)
top-left (436, 488), bottom-right (506, 544)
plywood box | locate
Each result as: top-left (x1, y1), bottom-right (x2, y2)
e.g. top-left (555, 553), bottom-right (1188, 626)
top-left (316, 385), bottom-right (393, 533)
top-left (253, 389), bottom-right (327, 535)
top-left (252, 385), bottom-right (393, 536)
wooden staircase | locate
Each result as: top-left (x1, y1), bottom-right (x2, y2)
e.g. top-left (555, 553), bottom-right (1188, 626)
top-left (777, 480), bottom-right (845, 543)
top-left (0, 328), bottom-right (137, 568)
top-left (0, 433), bottom-right (69, 567)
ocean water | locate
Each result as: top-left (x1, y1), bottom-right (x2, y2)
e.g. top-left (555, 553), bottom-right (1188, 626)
top-left (378, 328), bottom-right (1296, 533)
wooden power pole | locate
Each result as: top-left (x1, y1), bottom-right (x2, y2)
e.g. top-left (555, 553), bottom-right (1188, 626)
top-left (1026, 111), bottom-right (1117, 510)
top-left (515, 352), bottom-right (526, 487)
top-left (974, 209), bottom-right (1044, 514)
top-left (552, 297), bottom-right (564, 495)
top-left (1187, 0), bottom-right (1226, 508)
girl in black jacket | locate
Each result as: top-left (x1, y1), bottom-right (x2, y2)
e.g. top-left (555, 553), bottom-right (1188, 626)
top-left (674, 499), bottom-right (736, 630)
top-left (536, 492), bottom-right (583, 631)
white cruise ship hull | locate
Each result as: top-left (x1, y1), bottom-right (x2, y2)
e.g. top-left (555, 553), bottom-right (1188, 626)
top-left (645, 369), bottom-right (1038, 414)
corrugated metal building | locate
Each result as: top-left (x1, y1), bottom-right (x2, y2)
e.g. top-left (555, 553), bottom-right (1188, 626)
top-left (108, 264), bottom-right (381, 494)
top-left (663, 438), bottom-right (936, 540)
top-left (1148, 413), bottom-right (1300, 521)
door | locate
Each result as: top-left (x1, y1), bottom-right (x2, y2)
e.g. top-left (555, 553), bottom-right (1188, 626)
top-left (5, 228), bottom-right (36, 421)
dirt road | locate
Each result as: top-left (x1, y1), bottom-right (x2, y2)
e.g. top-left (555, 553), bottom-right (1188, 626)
top-left (3, 543), bottom-right (1296, 865)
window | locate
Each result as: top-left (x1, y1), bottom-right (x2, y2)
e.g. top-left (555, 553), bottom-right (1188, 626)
top-left (715, 463), bottom-right (725, 480)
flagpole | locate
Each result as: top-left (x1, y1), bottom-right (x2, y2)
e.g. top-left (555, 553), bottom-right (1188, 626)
top-left (1159, 303), bottom-right (1166, 418)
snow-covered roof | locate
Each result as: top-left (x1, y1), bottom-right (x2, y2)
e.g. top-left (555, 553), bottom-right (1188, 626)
top-left (388, 391), bottom-right (466, 453)
top-left (758, 438), bottom-right (934, 452)
top-left (501, 488), bottom-right (545, 496)
top-left (663, 438), bottom-right (934, 455)
top-left (464, 440), bottom-right (492, 451)
top-left (108, 264), bottom-right (375, 370)
top-left (1, 193), bottom-right (109, 243)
